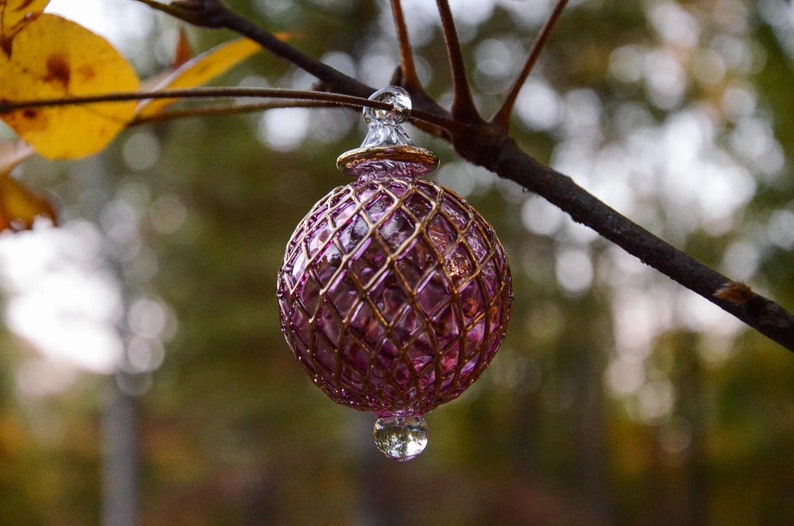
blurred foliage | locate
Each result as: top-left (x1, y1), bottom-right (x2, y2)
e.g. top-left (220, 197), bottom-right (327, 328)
top-left (0, 0), bottom-right (793, 524)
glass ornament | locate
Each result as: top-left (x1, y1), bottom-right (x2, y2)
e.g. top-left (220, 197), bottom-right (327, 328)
top-left (276, 87), bottom-right (513, 461)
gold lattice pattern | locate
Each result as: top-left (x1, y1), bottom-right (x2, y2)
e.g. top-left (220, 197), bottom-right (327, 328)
top-left (277, 175), bottom-right (513, 417)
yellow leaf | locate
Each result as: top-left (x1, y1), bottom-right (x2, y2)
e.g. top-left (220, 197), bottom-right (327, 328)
top-left (0, 140), bottom-right (53, 232)
top-left (137, 37), bottom-right (261, 118)
top-left (0, 0), bottom-right (49, 44)
top-left (0, 14), bottom-right (139, 160)
top-left (0, 174), bottom-right (56, 232)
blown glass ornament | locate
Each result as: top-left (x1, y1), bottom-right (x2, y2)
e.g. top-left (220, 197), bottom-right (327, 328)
top-left (277, 87), bottom-right (513, 461)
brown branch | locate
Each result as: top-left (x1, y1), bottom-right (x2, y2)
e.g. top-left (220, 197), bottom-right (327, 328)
top-left (434, 0), bottom-right (483, 123)
top-left (124, 0), bottom-right (794, 352)
top-left (130, 100), bottom-right (344, 126)
top-left (491, 0), bottom-right (570, 132)
top-left (131, 100), bottom-right (457, 132)
top-left (0, 87), bottom-right (461, 135)
top-left (387, 0), bottom-right (452, 139)
top-left (132, 0), bottom-right (222, 27)
top-left (134, 0), bottom-right (373, 99)
top-left (390, 0), bottom-right (421, 91)
top-left (477, 136), bottom-right (794, 351)
top-left (132, 0), bottom-right (455, 138)
top-left (0, 87), bottom-right (371, 113)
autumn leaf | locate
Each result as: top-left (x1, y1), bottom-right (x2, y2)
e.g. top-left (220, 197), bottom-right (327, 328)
top-left (0, 175), bottom-right (56, 231)
top-left (0, 0), bottom-right (49, 46)
top-left (0, 13), bottom-right (139, 160)
top-left (0, 141), bottom-right (55, 231)
top-left (137, 37), bottom-right (262, 118)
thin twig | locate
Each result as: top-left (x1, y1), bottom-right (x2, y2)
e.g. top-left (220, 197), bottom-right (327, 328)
top-left (0, 87), bottom-right (371, 112)
top-left (130, 100), bottom-right (338, 125)
top-left (388, 0), bottom-right (453, 139)
top-left (0, 87), bottom-right (461, 132)
top-left (483, 137), bottom-right (794, 352)
top-left (389, 0), bottom-right (421, 91)
top-left (131, 100), bottom-right (458, 131)
top-left (132, 0), bottom-right (229, 28)
top-left (434, 0), bottom-right (482, 123)
top-left (132, 0), bottom-right (374, 98)
top-left (491, 0), bottom-right (570, 132)
top-left (131, 0), bottom-right (455, 137)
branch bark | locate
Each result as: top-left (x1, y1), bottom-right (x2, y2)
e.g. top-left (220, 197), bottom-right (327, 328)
top-left (0, 86), bottom-right (459, 132)
top-left (434, 0), bottom-right (483, 123)
top-left (389, 0), bottom-right (421, 92)
top-left (134, 0), bottom-right (372, 98)
top-left (491, 0), bottom-right (570, 132)
top-left (0, 87), bottom-right (375, 112)
top-left (128, 0), bottom-right (794, 351)
top-left (388, 0), bottom-right (451, 139)
top-left (476, 135), bottom-right (794, 351)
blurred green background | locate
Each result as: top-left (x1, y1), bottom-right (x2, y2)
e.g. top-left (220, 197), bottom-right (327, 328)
top-left (1, 0), bottom-right (793, 524)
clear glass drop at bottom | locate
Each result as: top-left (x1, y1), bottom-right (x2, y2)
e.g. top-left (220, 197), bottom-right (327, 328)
top-left (373, 415), bottom-right (428, 461)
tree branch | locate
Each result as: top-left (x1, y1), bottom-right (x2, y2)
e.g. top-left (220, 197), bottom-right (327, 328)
top-left (389, 0), bottom-right (421, 92)
top-left (387, 0), bottom-right (454, 139)
top-left (0, 87), bottom-right (458, 131)
top-left (482, 137), bottom-right (794, 351)
top-left (491, 0), bottom-right (570, 132)
top-left (133, 0), bottom-right (373, 98)
top-left (0, 87), bottom-right (362, 112)
top-left (434, 0), bottom-right (482, 123)
top-left (122, 0), bottom-right (794, 352)
top-left (130, 100), bottom-right (343, 126)
top-left (132, 0), bottom-right (455, 137)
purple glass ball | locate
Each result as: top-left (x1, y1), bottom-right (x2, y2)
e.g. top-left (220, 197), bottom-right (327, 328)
top-left (277, 166), bottom-right (512, 418)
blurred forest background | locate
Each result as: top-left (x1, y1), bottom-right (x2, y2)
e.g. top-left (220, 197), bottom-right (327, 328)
top-left (1, 0), bottom-right (793, 524)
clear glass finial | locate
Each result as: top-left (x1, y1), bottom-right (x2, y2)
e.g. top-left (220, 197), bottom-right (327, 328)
top-left (336, 86), bottom-right (438, 178)
top-left (373, 415), bottom-right (429, 462)
top-left (360, 87), bottom-right (413, 148)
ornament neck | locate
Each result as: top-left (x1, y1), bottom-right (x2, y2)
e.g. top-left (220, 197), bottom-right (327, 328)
top-left (337, 145), bottom-right (438, 180)
top-left (336, 87), bottom-right (438, 180)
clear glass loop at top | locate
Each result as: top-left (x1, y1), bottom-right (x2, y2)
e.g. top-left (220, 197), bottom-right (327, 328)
top-left (364, 86), bottom-right (412, 125)
top-left (337, 86), bottom-right (439, 178)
